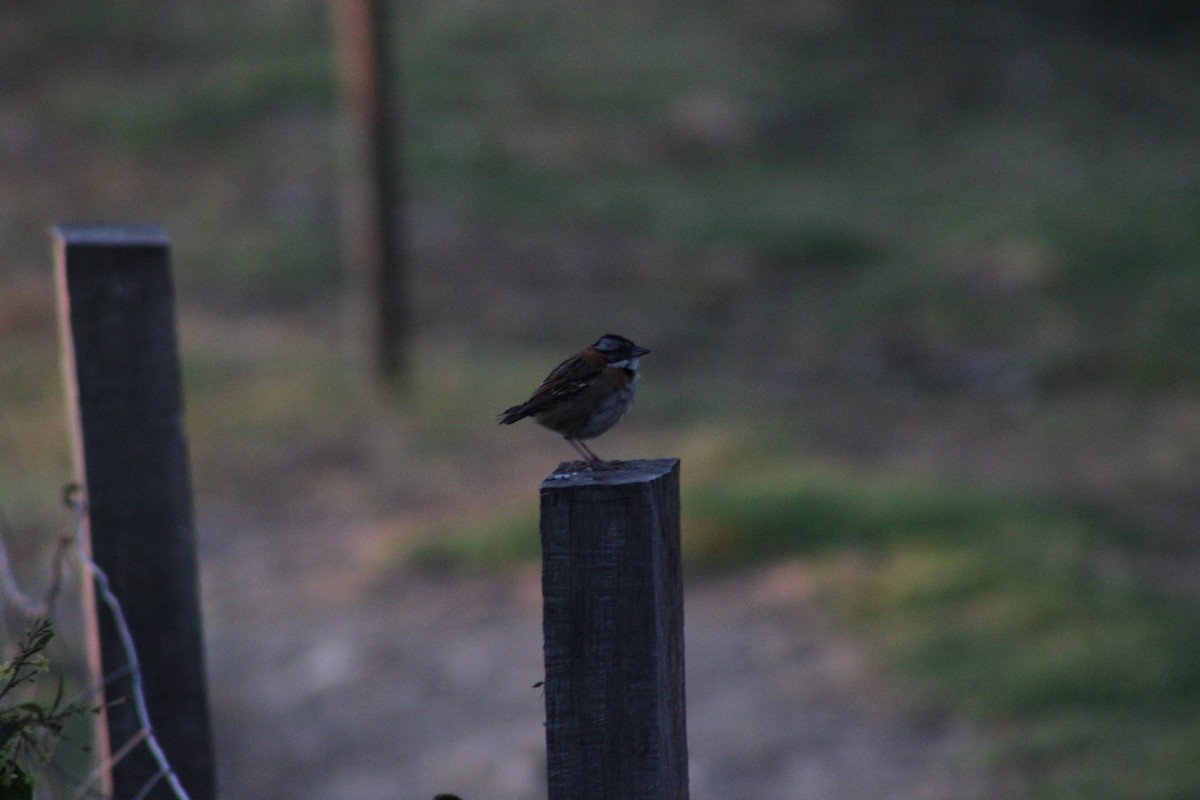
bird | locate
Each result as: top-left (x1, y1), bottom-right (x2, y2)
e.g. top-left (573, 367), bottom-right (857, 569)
top-left (498, 334), bottom-right (650, 464)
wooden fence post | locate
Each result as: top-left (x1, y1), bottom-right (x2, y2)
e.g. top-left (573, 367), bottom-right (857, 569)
top-left (54, 224), bottom-right (216, 800)
top-left (539, 458), bottom-right (689, 800)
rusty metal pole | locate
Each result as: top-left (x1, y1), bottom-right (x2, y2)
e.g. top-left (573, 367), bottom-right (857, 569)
top-left (332, 0), bottom-right (407, 385)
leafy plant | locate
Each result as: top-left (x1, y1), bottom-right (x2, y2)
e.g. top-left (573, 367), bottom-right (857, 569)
top-left (0, 620), bottom-right (95, 800)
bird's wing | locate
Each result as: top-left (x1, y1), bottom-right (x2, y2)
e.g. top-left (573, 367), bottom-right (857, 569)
top-left (518, 354), bottom-right (603, 414)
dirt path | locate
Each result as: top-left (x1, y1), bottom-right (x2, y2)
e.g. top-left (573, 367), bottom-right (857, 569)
top-left (200, 510), bottom-right (994, 800)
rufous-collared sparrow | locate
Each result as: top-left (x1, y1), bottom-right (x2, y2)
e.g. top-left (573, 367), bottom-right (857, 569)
top-left (498, 334), bottom-right (650, 464)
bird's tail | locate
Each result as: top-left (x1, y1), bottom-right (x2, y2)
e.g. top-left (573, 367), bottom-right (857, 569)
top-left (497, 405), bottom-right (529, 425)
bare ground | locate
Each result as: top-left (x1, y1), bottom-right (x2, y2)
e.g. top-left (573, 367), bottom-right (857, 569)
top-left (200, 504), bottom-right (1000, 800)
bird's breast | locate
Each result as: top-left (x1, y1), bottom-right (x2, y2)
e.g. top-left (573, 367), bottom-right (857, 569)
top-left (607, 366), bottom-right (637, 389)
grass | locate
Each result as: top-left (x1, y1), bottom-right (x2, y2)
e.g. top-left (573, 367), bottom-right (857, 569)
top-left (404, 510), bottom-right (541, 569)
top-left (397, 0), bottom-right (1200, 386)
top-left (0, 322), bottom-right (73, 566)
top-left (848, 535), bottom-right (1200, 800)
top-left (9, 1), bottom-right (1200, 381)
top-left (40, 3), bottom-right (335, 154)
top-left (688, 461), bottom-right (1200, 800)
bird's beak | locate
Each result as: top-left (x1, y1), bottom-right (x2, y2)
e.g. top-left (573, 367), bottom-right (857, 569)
top-left (632, 346), bottom-right (650, 357)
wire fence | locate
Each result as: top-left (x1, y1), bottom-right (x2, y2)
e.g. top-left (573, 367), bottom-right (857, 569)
top-left (0, 487), bottom-right (190, 800)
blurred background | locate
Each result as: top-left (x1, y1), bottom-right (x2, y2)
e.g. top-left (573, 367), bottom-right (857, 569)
top-left (2, 1), bottom-right (1200, 798)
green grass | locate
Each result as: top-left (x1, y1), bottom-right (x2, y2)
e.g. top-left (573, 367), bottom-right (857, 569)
top-left (695, 470), bottom-right (1200, 800)
top-left (9, 0), bottom-right (1200, 381)
top-left (855, 545), bottom-right (1200, 799)
top-left (397, 0), bottom-right (1200, 385)
top-left (405, 509), bottom-right (541, 569)
top-left (41, 3), bottom-right (335, 153)
top-left (686, 465), bottom-right (1200, 798)
top-left (0, 333), bottom-right (73, 555)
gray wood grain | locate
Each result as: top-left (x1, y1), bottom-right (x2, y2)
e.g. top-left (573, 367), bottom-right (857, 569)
top-left (540, 459), bottom-right (688, 800)
top-left (56, 224), bottom-right (216, 800)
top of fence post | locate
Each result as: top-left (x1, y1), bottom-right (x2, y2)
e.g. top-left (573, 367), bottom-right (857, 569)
top-left (56, 223), bottom-right (171, 246)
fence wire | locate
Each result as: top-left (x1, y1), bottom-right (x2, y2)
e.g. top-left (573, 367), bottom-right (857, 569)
top-left (0, 487), bottom-right (191, 800)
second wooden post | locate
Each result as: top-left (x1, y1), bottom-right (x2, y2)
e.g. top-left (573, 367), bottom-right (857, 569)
top-left (539, 458), bottom-right (689, 800)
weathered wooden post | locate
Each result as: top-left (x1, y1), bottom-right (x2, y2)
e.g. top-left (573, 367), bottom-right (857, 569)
top-left (54, 224), bottom-right (216, 800)
top-left (539, 459), bottom-right (689, 800)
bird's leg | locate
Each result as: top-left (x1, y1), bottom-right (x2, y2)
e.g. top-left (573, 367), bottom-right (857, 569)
top-left (567, 438), bottom-right (602, 465)
top-left (578, 439), bottom-right (603, 463)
